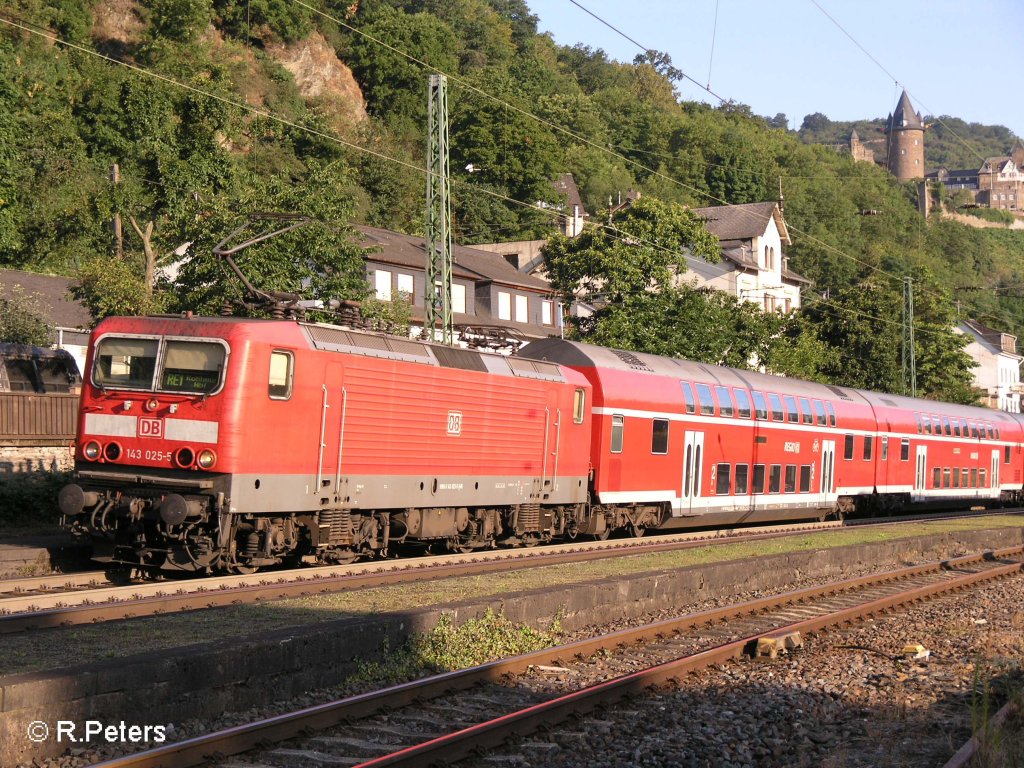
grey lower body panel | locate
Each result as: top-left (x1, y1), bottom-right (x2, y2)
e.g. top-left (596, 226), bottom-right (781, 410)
top-left (228, 472), bottom-right (589, 513)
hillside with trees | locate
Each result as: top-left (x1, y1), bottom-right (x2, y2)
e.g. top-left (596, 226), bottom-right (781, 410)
top-left (3, 0), bottom-right (1024, 402)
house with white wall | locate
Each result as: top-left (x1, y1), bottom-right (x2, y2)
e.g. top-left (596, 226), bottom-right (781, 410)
top-left (957, 319), bottom-right (1022, 412)
top-left (683, 202), bottom-right (808, 312)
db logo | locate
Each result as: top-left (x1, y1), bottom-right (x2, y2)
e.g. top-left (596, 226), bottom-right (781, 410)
top-left (138, 418), bottom-right (163, 439)
top-left (447, 411), bottom-right (462, 436)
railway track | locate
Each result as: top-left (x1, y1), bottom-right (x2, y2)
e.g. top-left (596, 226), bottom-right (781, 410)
top-left (0, 508), bottom-right (1018, 634)
top-left (85, 544), bottom-right (1024, 768)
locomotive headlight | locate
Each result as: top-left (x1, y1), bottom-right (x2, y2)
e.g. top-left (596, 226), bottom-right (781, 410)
top-left (145, 398), bottom-right (160, 412)
top-left (82, 440), bottom-right (101, 461)
top-left (197, 449), bottom-right (217, 470)
top-left (174, 447), bottom-right (195, 469)
top-left (103, 442), bottom-right (122, 462)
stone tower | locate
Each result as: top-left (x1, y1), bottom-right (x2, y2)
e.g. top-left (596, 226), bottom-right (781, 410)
top-left (885, 90), bottom-right (925, 181)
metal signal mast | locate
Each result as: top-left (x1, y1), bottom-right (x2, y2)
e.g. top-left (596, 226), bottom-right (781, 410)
top-left (902, 276), bottom-right (917, 397)
top-left (425, 74), bottom-right (454, 345)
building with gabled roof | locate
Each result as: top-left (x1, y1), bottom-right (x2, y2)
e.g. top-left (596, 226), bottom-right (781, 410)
top-left (684, 201), bottom-right (809, 312)
top-left (0, 269), bottom-right (92, 373)
top-left (355, 225), bottom-right (562, 349)
top-left (957, 319), bottom-right (1022, 412)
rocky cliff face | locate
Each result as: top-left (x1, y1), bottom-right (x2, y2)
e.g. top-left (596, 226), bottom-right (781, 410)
top-left (266, 32), bottom-right (367, 130)
top-left (88, 2), bottom-right (366, 133)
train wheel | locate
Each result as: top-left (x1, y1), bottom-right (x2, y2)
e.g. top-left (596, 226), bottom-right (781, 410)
top-left (590, 527), bottom-right (610, 541)
top-left (104, 566), bottom-right (136, 585)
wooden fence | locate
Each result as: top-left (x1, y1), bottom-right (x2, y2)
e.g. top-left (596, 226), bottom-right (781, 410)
top-left (0, 392), bottom-right (79, 446)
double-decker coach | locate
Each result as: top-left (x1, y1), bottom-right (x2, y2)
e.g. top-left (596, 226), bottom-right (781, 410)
top-left (519, 338), bottom-right (1024, 528)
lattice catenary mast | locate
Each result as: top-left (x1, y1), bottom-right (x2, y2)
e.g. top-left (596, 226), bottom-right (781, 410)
top-left (424, 74), bottom-right (454, 345)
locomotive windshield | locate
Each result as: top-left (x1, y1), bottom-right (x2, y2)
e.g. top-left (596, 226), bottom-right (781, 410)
top-left (93, 336), bottom-right (226, 394)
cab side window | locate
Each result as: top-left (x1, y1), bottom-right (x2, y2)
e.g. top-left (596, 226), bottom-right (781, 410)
top-left (269, 350), bottom-right (294, 400)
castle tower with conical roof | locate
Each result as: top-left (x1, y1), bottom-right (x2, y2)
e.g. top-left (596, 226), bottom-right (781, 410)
top-left (885, 90), bottom-right (925, 181)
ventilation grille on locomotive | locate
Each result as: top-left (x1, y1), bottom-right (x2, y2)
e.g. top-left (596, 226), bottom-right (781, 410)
top-left (302, 324), bottom-right (434, 364)
top-left (432, 345), bottom-right (489, 372)
top-left (507, 357), bottom-right (564, 381)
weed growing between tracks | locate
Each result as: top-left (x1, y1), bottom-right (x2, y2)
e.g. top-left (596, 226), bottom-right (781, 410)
top-left (349, 609), bottom-right (564, 689)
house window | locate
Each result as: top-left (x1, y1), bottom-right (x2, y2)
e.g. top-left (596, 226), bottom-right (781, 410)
top-left (374, 269), bottom-right (392, 301)
top-left (515, 294), bottom-right (528, 323)
top-left (541, 300), bottom-right (553, 326)
top-left (497, 291), bottom-right (511, 321)
top-left (397, 273), bottom-right (414, 296)
top-left (452, 284), bottom-right (467, 314)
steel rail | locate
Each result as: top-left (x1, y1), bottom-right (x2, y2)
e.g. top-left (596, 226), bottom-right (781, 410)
top-left (85, 546), bottom-right (1024, 768)
top-left (4, 509), bottom-right (1019, 633)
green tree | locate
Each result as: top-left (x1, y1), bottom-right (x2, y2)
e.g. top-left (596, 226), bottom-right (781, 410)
top-left (0, 286), bottom-right (51, 345)
top-left (72, 257), bottom-right (164, 322)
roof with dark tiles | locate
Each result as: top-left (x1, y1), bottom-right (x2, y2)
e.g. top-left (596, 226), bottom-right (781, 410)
top-left (0, 269), bottom-right (92, 329)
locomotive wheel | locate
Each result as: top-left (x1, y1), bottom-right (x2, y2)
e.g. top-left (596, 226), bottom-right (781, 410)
top-left (104, 566), bottom-right (137, 585)
top-left (590, 527), bottom-right (610, 541)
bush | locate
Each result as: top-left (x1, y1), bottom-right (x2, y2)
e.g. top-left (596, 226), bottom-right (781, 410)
top-left (0, 471), bottom-right (71, 533)
top-left (962, 206), bottom-right (1016, 225)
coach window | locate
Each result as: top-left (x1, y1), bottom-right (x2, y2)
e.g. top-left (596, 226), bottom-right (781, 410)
top-left (971, 468), bottom-right (980, 487)
top-left (962, 468), bottom-right (970, 487)
top-left (915, 413), bottom-right (923, 434)
top-left (881, 437), bottom-right (889, 461)
top-left (960, 419), bottom-right (969, 436)
top-left (573, 389), bottom-right (586, 424)
top-left (987, 424), bottom-right (996, 439)
top-left (716, 386), bottom-right (734, 417)
top-left (716, 464), bottom-right (731, 495)
top-left (799, 465), bottom-right (812, 493)
top-left (970, 422), bottom-right (979, 439)
top-left (696, 384), bottom-right (715, 416)
top-left (933, 416), bottom-right (943, 435)
top-left (900, 438), bottom-right (910, 461)
top-left (768, 393), bottom-right (784, 421)
top-left (784, 465), bottom-right (797, 493)
top-left (768, 465), bottom-right (782, 493)
top-left (752, 391), bottom-right (768, 419)
top-left (953, 468), bottom-right (960, 488)
top-left (843, 434), bottom-right (854, 460)
top-left (943, 468), bottom-right (951, 488)
top-left (735, 464), bottom-right (749, 494)
top-left (980, 468), bottom-right (987, 487)
top-left (734, 389), bottom-right (752, 418)
top-left (652, 419), bottom-right (669, 454)
top-left (784, 395), bottom-right (799, 423)
top-left (923, 418), bottom-right (932, 435)
top-left (268, 350), bottom-right (294, 400)
top-left (1006, 446), bottom-right (1012, 464)
top-left (863, 436), bottom-right (873, 461)
top-left (610, 415), bottom-right (625, 453)
top-left (953, 420), bottom-right (961, 437)
top-left (932, 467), bottom-right (941, 488)
top-left (825, 402), bottom-right (837, 427)
top-left (752, 464), bottom-right (766, 494)
top-left (942, 416), bottom-right (952, 436)
top-left (813, 400), bottom-right (827, 426)
top-left (681, 382), bottom-right (696, 414)
top-left (798, 397), bottom-right (813, 424)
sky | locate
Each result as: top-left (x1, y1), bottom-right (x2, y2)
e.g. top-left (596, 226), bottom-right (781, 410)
top-left (527, 0), bottom-right (1024, 139)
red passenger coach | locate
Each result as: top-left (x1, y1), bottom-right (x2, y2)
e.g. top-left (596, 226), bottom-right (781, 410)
top-left (61, 316), bottom-right (593, 573)
top-left (519, 339), bottom-right (1024, 530)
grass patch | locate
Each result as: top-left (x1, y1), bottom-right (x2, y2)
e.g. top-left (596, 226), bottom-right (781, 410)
top-left (348, 610), bottom-right (563, 690)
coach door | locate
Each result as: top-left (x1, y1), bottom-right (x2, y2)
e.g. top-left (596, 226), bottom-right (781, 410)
top-left (819, 440), bottom-right (836, 508)
top-left (991, 449), bottom-right (1001, 498)
top-left (681, 431), bottom-right (705, 513)
top-left (914, 445), bottom-right (928, 500)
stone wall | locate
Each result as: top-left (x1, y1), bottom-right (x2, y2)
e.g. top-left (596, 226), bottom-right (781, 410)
top-left (0, 445), bottom-right (73, 476)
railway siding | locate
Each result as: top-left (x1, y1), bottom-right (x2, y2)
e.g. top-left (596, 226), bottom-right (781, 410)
top-left (3, 524), bottom-right (1023, 765)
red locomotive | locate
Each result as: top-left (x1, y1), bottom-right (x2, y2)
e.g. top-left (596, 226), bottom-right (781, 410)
top-left (60, 315), bottom-right (1024, 574)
